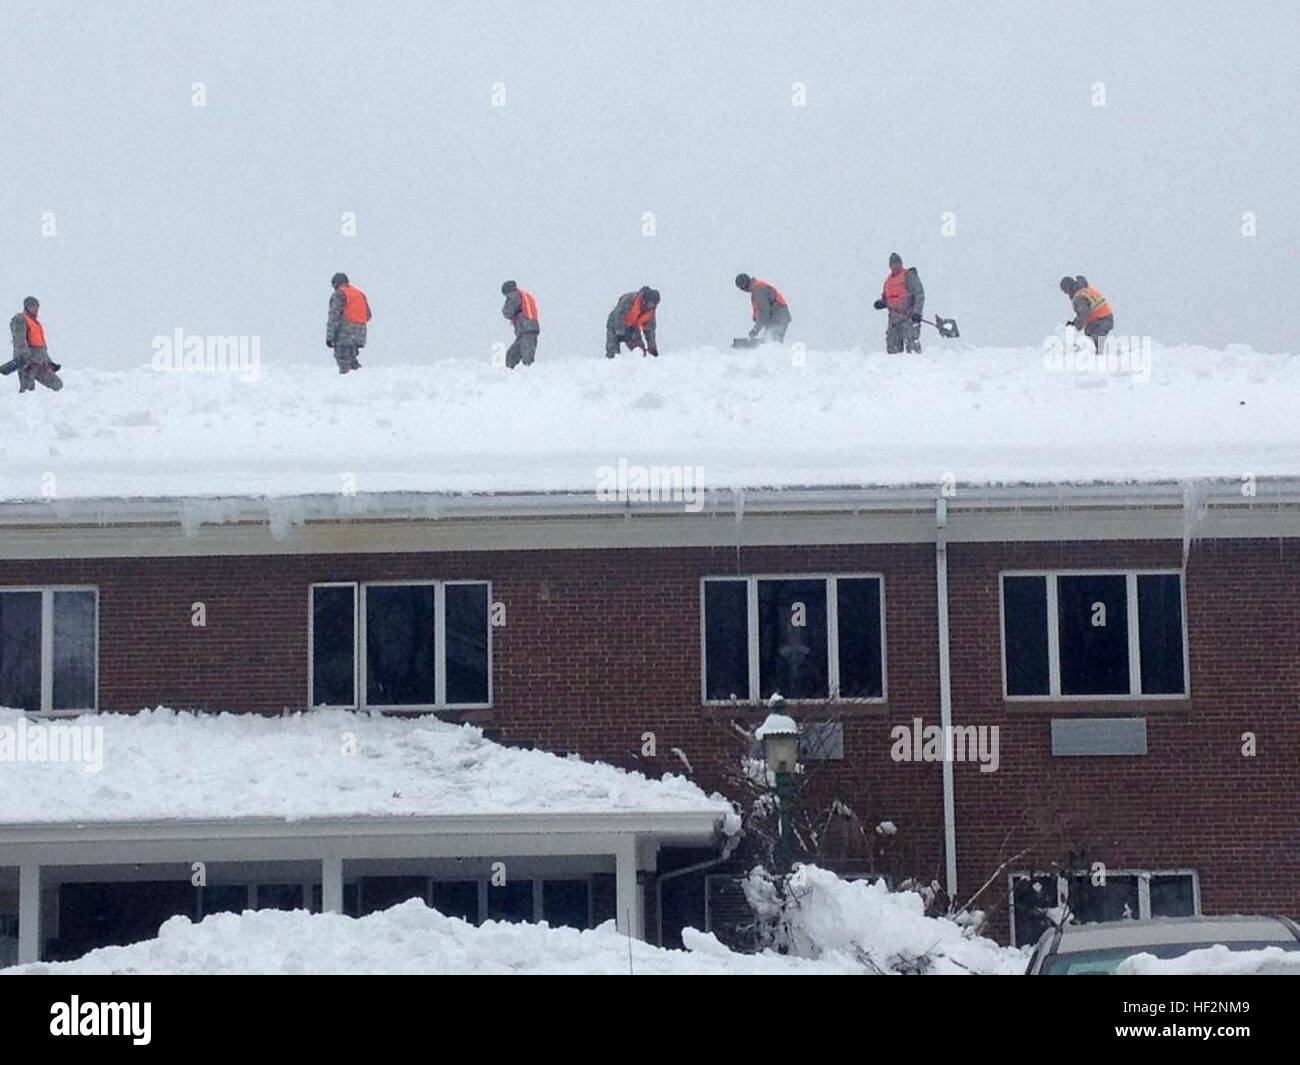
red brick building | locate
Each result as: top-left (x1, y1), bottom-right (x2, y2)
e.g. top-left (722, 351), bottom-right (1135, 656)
top-left (2, 481), bottom-right (1297, 959)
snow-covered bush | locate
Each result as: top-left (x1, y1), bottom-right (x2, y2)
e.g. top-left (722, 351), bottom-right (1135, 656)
top-left (742, 864), bottom-right (1026, 975)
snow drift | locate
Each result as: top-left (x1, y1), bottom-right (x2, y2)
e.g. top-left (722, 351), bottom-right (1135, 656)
top-left (0, 342), bottom-right (1295, 503)
top-left (744, 865), bottom-right (1028, 975)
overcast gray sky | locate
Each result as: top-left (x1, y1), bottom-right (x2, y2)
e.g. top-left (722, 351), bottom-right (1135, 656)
top-left (2, 0), bottom-right (1296, 367)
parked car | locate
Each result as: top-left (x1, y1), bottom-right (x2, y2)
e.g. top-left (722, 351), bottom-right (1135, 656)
top-left (1025, 915), bottom-right (1300, 974)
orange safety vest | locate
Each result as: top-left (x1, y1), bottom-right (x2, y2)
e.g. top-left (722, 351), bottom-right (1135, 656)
top-left (882, 268), bottom-right (910, 311)
top-left (750, 279), bottom-right (787, 319)
top-left (1074, 285), bottom-right (1112, 325)
top-left (516, 288), bottom-right (539, 322)
top-left (339, 284), bottom-right (369, 324)
top-left (623, 294), bottom-right (655, 329)
top-left (24, 312), bottom-right (46, 349)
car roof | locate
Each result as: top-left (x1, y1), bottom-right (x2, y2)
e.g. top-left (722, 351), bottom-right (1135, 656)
top-left (1053, 915), bottom-right (1299, 952)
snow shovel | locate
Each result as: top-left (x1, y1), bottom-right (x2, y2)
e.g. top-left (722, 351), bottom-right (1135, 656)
top-left (922, 315), bottom-right (960, 338)
top-left (731, 337), bottom-right (762, 349)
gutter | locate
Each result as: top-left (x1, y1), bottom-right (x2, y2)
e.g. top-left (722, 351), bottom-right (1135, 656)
top-left (4, 476), bottom-right (1300, 528)
top-left (935, 496), bottom-right (958, 902)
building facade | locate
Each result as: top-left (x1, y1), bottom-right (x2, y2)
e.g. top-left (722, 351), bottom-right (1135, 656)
top-left (2, 482), bottom-right (1298, 959)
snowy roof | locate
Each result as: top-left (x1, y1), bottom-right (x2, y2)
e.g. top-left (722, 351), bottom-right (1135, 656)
top-left (0, 708), bottom-right (736, 826)
top-left (1, 343), bottom-right (1296, 505)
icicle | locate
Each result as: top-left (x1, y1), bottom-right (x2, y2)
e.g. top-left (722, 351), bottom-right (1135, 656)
top-left (1181, 479), bottom-right (1210, 565)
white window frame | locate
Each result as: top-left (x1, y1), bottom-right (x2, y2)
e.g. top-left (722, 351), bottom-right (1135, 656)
top-left (307, 579), bottom-right (493, 712)
top-left (0, 585), bottom-right (99, 716)
top-left (700, 573), bottom-right (887, 705)
top-left (999, 569), bottom-right (1189, 701)
top-left (308, 581), bottom-right (359, 710)
top-left (1008, 867), bottom-right (1201, 947)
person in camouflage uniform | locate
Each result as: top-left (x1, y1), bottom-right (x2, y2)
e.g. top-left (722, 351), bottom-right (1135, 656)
top-left (735, 273), bottom-right (791, 343)
top-left (1060, 275), bottom-right (1113, 354)
top-left (325, 272), bottom-right (371, 374)
top-left (4, 297), bottom-right (64, 392)
top-left (500, 280), bottom-right (539, 368)
top-left (605, 286), bottom-right (660, 358)
top-left (873, 252), bottom-right (925, 353)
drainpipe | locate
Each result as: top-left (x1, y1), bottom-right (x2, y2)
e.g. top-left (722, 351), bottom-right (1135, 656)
top-left (655, 850), bottom-right (730, 947)
top-left (936, 496), bottom-right (958, 903)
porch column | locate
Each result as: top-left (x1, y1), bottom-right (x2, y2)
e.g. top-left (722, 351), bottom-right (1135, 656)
top-left (614, 836), bottom-right (641, 940)
top-left (18, 863), bottom-right (41, 964)
top-left (321, 857), bottom-right (343, 914)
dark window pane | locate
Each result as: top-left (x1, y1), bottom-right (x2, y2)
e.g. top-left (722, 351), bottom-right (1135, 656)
top-left (1069, 874), bottom-right (1139, 923)
top-left (445, 583), bottom-right (489, 704)
top-left (542, 880), bottom-right (590, 929)
top-left (56, 882), bottom-right (195, 960)
top-left (1012, 874), bottom-right (1059, 948)
top-left (359, 876), bottom-right (426, 917)
top-left (200, 884), bottom-right (249, 916)
top-left (836, 578), bottom-right (883, 698)
top-left (1138, 574), bottom-right (1185, 695)
top-left (1058, 575), bottom-right (1130, 695)
top-left (365, 585), bottom-right (435, 706)
top-left (1003, 576), bottom-right (1049, 696)
top-left (487, 879), bottom-right (534, 923)
top-left (256, 884), bottom-right (305, 911)
top-left (430, 881), bottom-right (480, 924)
top-left (703, 580), bottom-right (749, 700)
top-left (0, 591), bottom-right (41, 712)
top-left (758, 579), bottom-right (828, 699)
top-left (311, 586), bottom-right (355, 706)
top-left (1150, 874), bottom-right (1195, 917)
top-left (52, 591), bottom-right (96, 710)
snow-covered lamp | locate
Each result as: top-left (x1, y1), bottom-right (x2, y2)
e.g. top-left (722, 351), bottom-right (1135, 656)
top-left (756, 701), bottom-right (800, 775)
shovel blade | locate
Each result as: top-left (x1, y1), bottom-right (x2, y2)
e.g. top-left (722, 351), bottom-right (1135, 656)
top-left (731, 337), bottom-right (761, 349)
top-left (935, 316), bottom-right (960, 339)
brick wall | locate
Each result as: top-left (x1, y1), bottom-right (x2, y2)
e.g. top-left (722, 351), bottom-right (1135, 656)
top-left (4, 535), bottom-right (1297, 939)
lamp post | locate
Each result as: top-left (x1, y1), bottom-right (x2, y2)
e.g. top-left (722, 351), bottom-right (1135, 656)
top-left (756, 699), bottom-right (799, 876)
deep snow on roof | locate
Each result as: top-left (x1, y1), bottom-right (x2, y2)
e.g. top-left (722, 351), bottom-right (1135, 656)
top-left (0, 708), bottom-right (736, 825)
top-left (0, 342), bottom-right (1295, 504)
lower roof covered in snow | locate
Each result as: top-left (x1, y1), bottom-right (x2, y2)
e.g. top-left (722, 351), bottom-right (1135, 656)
top-left (0, 708), bottom-right (737, 828)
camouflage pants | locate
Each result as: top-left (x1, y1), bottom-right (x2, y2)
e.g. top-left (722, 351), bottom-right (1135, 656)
top-left (18, 356), bottom-right (63, 392)
top-left (756, 306), bottom-right (791, 343)
top-left (333, 345), bottom-right (362, 374)
top-left (506, 331), bottom-right (538, 368)
top-left (1085, 315), bottom-right (1113, 354)
top-left (885, 319), bottom-right (921, 354)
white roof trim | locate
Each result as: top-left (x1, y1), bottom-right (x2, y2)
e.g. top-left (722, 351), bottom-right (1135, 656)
top-left (0, 811), bottom-right (727, 866)
top-left (3, 479), bottom-right (1300, 555)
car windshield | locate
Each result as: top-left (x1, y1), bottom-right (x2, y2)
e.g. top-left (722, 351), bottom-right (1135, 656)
top-left (1043, 940), bottom-right (1300, 974)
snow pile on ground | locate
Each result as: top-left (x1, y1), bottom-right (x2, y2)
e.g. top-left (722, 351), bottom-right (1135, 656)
top-left (1, 342), bottom-right (1296, 502)
top-left (3, 899), bottom-right (861, 975)
top-left (1118, 945), bottom-right (1300, 975)
top-left (745, 864), bottom-right (1028, 975)
top-left (0, 707), bottom-right (737, 826)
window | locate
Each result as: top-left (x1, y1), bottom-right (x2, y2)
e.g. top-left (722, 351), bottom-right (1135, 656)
top-left (1010, 869), bottom-right (1199, 947)
top-left (1001, 571), bottom-right (1186, 698)
top-left (309, 581), bottom-right (491, 710)
top-left (0, 587), bottom-right (97, 713)
top-left (701, 575), bottom-right (885, 702)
